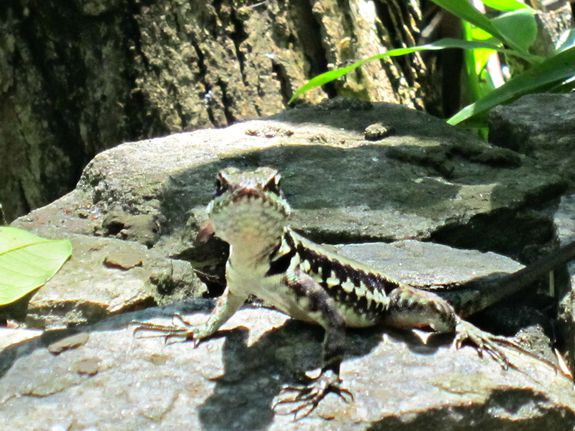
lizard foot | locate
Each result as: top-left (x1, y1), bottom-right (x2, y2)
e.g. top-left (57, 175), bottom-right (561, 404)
top-left (453, 320), bottom-right (522, 369)
top-left (131, 313), bottom-right (203, 346)
top-left (273, 369), bottom-right (353, 419)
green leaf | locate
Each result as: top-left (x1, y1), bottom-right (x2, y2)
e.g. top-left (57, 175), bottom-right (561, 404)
top-left (0, 227), bottom-right (72, 305)
top-left (491, 9), bottom-right (537, 57)
top-left (462, 21), bottom-right (499, 102)
top-left (430, 0), bottom-right (539, 61)
top-left (430, 0), bottom-right (501, 39)
top-left (480, 0), bottom-right (531, 11)
top-left (289, 38), bottom-right (504, 103)
top-left (448, 45), bottom-right (575, 125)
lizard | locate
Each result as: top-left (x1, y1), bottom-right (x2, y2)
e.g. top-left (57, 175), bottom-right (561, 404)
top-left (132, 166), bottom-right (575, 418)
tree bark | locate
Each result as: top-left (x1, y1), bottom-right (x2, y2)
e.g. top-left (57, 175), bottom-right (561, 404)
top-left (0, 0), bottom-right (429, 220)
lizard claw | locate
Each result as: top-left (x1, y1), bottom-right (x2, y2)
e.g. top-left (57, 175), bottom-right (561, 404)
top-left (453, 320), bottom-right (516, 369)
top-left (273, 370), bottom-right (353, 419)
top-left (130, 318), bottom-right (200, 346)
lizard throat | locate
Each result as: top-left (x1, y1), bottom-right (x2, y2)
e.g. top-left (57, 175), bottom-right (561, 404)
top-left (209, 194), bottom-right (289, 261)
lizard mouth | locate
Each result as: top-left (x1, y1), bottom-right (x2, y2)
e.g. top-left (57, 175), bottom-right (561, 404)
top-left (231, 187), bottom-right (267, 202)
top-left (210, 186), bottom-right (290, 217)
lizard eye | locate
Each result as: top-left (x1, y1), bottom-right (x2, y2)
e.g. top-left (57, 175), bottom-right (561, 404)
top-left (264, 174), bottom-right (282, 196)
top-left (214, 176), bottom-right (228, 197)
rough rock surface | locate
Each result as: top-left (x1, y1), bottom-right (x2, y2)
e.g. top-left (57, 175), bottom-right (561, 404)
top-left (21, 229), bottom-right (206, 329)
top-left (490, 93), bottom-right (575, 368)
top-left (335, 240), bottom-right (524, 287)
top-left (0, 236), bottom-right (570, 430)
top-left (7, 100), bottom-right (570, 339)
top-left (13, 101), bottom-right (565, 264)
top-left (4, 99), bottom-right (575, 429)
top-left (1, 303), bottom-right (574, 431)
top-left (0, 328), bottom-right (41, 351)
top-left (489, 93), bottom-right (575, 189)
top-left (553, 193), bottom-right (575, 368)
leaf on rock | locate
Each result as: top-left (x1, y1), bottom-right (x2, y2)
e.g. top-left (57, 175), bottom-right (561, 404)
top-left (0, 227), bottom-right (72, 306)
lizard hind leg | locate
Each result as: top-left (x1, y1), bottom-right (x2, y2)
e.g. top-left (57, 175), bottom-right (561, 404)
top-left (384, 286), bottom-right (519, 368)
top-left (272, 271), bottom-right (353, 419)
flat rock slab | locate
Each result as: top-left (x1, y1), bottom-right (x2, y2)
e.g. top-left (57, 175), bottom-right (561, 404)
top-left (4, 99), bottom-right (573, 429)
top-left (14, 102), bottom-right (565, 257)
top-left (1, 303), bottom-right (573, 431)
top-left (490, 93), bottom-right (575, 188)
top-left (0, 328), bottom-right (42, 351)
top-left (335, 240), bottom-right (523, 287)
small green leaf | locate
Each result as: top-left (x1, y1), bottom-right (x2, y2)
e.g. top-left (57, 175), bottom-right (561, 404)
top-left (480, 0), bottom-right (531, 11)
top-left (448, 45), bottom-right (575, 125)
top-left (0, 227), bottom-right (72, 305)
top-left (491, 9), bottom-right (537, 57)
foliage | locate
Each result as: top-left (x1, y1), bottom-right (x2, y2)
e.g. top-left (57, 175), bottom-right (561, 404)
top-left (452, 45), bottom-right (575, 125)
top-left (289, 0), bottom-right (575, 127)
top-left (0, 227), bottom-right (72, 306)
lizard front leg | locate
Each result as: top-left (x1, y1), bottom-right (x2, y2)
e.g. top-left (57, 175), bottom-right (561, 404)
top-left (273, 270), bottom-right (352, 418)
top-left (132, 287), bottom-right (248, 345)
top-left (383, 286), bottom-right (517, 368)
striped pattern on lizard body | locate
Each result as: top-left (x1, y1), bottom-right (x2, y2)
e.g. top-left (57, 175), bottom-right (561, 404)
top-left (267, 228), bottom-right (399, 328)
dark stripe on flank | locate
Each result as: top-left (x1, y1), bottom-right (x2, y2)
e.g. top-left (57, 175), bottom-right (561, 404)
top-left (291, 240), bottom-right (401, 316)
top-left (296, 242), bottom-right (400, 297)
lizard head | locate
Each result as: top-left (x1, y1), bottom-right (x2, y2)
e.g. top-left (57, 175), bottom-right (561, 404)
top-left (206, 167), bottom-right (291, 247)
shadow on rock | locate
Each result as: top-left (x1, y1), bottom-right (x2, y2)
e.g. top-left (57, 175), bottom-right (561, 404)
top-left (198, 318), bottom-right (383, 431)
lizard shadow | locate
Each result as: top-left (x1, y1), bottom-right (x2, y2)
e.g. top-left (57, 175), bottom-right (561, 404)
top-left (197, 312), bottom-right (518, 431)
top-left (0, 302), bottom-right (409, 429)
top-left (197, 317), bottom-right (384, 431)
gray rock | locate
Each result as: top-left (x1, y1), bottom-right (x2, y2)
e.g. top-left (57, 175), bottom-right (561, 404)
top-left (336, 241), bottom-right (557, 362)
top-left (555, 194), bottom-right (575, 248)
top-left (13, 102), bottom-right (566, 262)
top-left (334, 240), bottom-right (524, 287)
top-left (490, 93), bottom-right (575, 369)
top-left (0, 303), bottom-right (573, 431)
top-left (0, 328), bottom-right (42, 351)
top-left (5, 100), bottom-right (574, 429)
top-left (553, 193), bottom-right (575, 369)
top-left (11, 100), bottom-right (567, 330)
top-left (5, 226), bottom-right (207, 329)
top-left (12, 100), bottom-right (563, 329)
top-left (489, 93), bottom-right (575, 189)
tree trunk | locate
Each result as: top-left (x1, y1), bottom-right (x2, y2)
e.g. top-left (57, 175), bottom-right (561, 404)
top-left (0, 0), bottom-right (429, 220)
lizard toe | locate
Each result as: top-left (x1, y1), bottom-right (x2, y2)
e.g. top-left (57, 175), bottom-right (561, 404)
top-left (273, 370), bottom-right (353, 419)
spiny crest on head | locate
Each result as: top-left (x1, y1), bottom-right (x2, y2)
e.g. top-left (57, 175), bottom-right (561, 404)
top-left (215, 167), bottom-right (282, 197)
